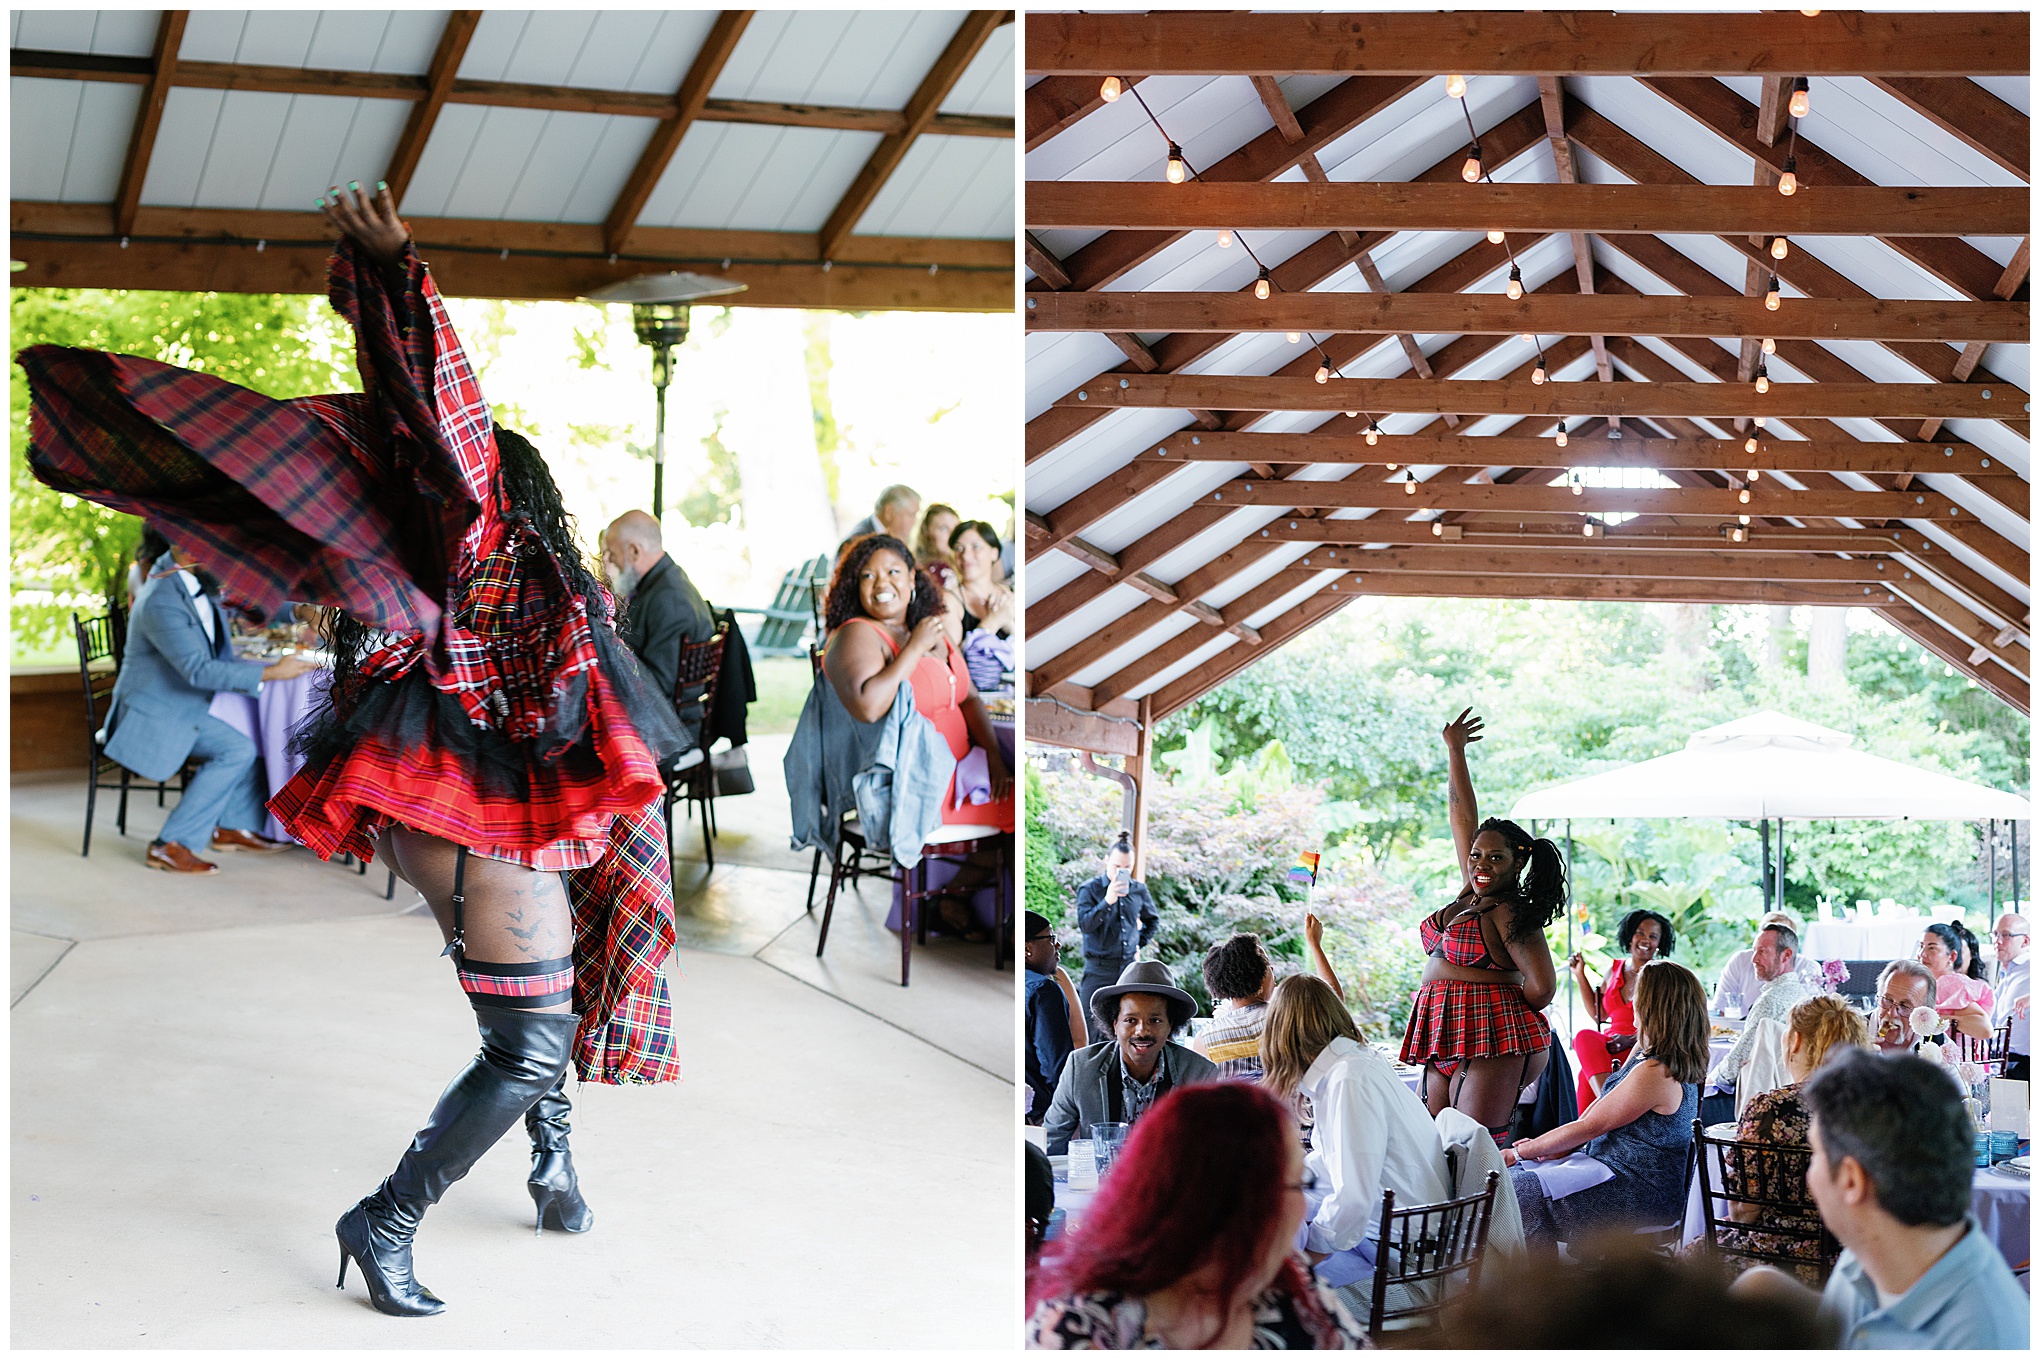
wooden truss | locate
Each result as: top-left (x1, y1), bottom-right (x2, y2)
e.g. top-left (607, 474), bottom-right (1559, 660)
top-left (12, 9), bottom-right (1015, 308)
top-left (1025, 16), bottom-right (2032, 731)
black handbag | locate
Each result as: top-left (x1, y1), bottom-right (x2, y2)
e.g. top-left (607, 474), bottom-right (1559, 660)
top-left (712, 744), bottom-right (755, 797)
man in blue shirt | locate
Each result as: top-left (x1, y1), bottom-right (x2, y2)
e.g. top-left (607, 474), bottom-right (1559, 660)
top-left (1800, 1049), bottom-right (2027, 1349)
top-left (1071, 831), bottom-right (1159, 1022)
top-left (1023, 911), bottom-right (1078, 1124)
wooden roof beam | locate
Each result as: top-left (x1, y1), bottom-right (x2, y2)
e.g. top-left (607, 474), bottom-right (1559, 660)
top-left (1883, 605), bottom-right (2029, 713)
top-left (112, 10), bottom-right (187, 238)
top-left (1149, 588), bottom-right (1358, 721)
top-left (818, 10), bottom-right (1006, 262)
top-left (1537, 74), bottom-right (1613, 405)
top-left (603, 10), bottom-right (752, 257)
top-left (1056, 376), bottom-right (2013, 421)
top-left (1263, 521), bottom-right (1911, 553)
top-left (1198, 479), bottom-right (1962, 521)
top-left (384, 11), bottom-right (480, 210)
top-left (1023, 291), bottom-right (2025, 343)
top-left (1025, 12), bottom-right (2030, 78)
top-left (1090, 568), bottom-right (1339, 705)
top-left (1026, 74), bottom-right (1140, 149)
top-left (1274, 545), bottom-right (1898, 585)
top-left (1027, 181), bottom-right (2025, 237)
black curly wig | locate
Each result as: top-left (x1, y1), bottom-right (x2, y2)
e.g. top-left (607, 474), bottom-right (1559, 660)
top-left (1203, 933), bottom-right (1273, 1002)
top-left (824, 533), bottom-right (942, 633)
top-left (1473, 816), bottom-right (1569, 944)
top-left (1616, 908), bottom-right (1677, 958)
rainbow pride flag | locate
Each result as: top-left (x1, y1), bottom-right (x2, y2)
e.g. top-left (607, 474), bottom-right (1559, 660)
top-left (1288, 851), bottom-right (1321, 887)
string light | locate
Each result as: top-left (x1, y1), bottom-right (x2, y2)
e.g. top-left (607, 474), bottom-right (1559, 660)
top-left (1740, 513), bottom-right (1752, 525)
top-left (1789, 78), bottom-right (1812, 119)
top-left (1771, 236), bottom-right (1789, 261)
top-left (1287, 331), bottom-right (1301, 343)
top-left (1762, 336), bottom-right (1777, 355)
top-left (1555, 421), bottom-right (1569, 448)
top-left (1461, 144), bottom-right (1484, 182)
top-left (1506, 265), bottom-right (1524, 300)
top-left (1748, 468), bottom-right (1762, 481)
top-left (1405, 474), bottom-right (1418, 495)
top-left (1487, 229), bottom-right (1506, 245)
top-left (1570, 472), bottom-right (1584, 496)
top-left (1345, 410), bottom-right (1358, 418)
top-left (1532, 356), bottom-right (1548, 385)
top-left (1755, 364), bottom-right (1771, 394)
top-left (1432, 521), bottom-right (1445, 537)
top-left (1739, 487), bottom-right (1752, 503)
top-left (1765, 276), bottom-right (1783, 311)
top-left (1216, 229), bottom-right (1234, 248)
top-left (1745, 435), bottom-right (1760, 454)
top-left (1583, 521), bottom-right (1598, 538)
top-left (1100, 76), bottom-right (1123, 102)
top-left (1385, 461), bottom-right (1397, 469)
top-left (1315, 363), bottom-right (1331, 384)
top-left (1730, 524), bottom-right (1748, 543)
top-left (1777, 155), bottom-right (1798, 196)
top-left (1166, 144), bottom-right (1188, 183)
top-left (1367, 422), bottom-right (1382, 446)
top-left (1753, 416), bottom-right (1768, 429)
top-left (1519, 331), bottom-right (1536, 344)
top-left (1800, 9), bottom-right (1821, 16)
top-left (1446, 74), bottom-right (1467, 98)
top-left (1255, 268), bottom-right (1272, 301)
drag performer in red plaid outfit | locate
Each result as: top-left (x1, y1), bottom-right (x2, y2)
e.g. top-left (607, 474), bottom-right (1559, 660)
top-left (1397, 709), bottom-right (1563, 1144)
top-left (22, 187), bottom-right (687, 1318)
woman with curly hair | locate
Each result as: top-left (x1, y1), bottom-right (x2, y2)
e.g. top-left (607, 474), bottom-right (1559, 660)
top-left (1570, 908), bottom-right (1674, 1108)
top-left (1399, 709), bottom-right (1562, 1143)
top-left (821, 535), bottom-right (1012, 931)
top-left (22, 187), bottom-right (687, 1318)
top-left (1026, 1081), bottom-right (1364, 1348)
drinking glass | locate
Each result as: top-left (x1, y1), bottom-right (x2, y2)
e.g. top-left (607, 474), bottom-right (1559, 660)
top-left (1090, 1122), bottom-right (1130, 1176)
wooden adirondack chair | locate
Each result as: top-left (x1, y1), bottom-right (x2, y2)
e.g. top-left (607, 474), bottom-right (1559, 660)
top-left (728, 552), bottom-right (830, 657)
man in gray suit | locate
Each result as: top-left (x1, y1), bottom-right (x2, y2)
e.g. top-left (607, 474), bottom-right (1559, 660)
top-left (600, 510), bottom-right (717, 755)
top-left (107, 547), bottom-right (321, 874)
top-left (1042, 960), bottom-right (1218, 1156)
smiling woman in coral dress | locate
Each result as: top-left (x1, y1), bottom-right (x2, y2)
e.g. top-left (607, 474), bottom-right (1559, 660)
top-left (21, 186), bottom-right (687, 1318)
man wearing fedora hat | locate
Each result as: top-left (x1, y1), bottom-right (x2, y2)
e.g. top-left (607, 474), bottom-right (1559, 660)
top-left (1042, 959), bottom-right (1218, 1156)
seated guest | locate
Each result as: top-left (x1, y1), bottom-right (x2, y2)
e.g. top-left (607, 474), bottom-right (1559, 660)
top-left (1041, 961), bottom-right (1217, 1157)
top-left (1914, 926), bottom-right (1993, 1043)
top-left (1871, 960), bottom-right (1938, 1053)
top-left (1708, 921), bottom-right (1814, 1094)
top-left (1714, 995), bottom-right (1870, 1284)
top-left (1989, 913), bottom-right (2029, 1081)
top-left (1260, 974), bottom-right (1452, 1318)
top-left (820, 534), bottom-right (1012, 935)
top-left (1569, 908), bottom-right (1671, 1107)
top-left (1948, 920), bottom-right (1988, 988)
top-left (1026, 1139), bottom-right (1056, 1276)
top-left (1027, 1082), bottom-right (1364, 1348)
top-left (599, 511), bottom-right (717, 745)
top-left (946, 520), bottom-right (1017, 641)
top-left (108, 546), bottom-right (321, 874)
top-left (1801, 1048), bottom-right (2029, 1348)
top-left (839, 483), bottom-right (921, 555)
top-left (1026, 911), bottom-right (1083, 1124)
top-left (124, 521), bottom-right (172, 609)
top-left (914, 502), bottom-right (961, 593)
top-left (1192, 917), bottom-right (1345, 1081)
top-left (1504, 959), bottom-right (1707, 1247)
top-left (1712, 912), bottom-right (1822, 1014)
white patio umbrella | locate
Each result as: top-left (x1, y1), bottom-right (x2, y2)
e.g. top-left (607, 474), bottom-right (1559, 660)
top-left (1511, 710), bottom-right (2030, 822)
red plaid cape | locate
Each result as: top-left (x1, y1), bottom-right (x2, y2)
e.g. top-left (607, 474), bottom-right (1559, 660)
top-left (21, 239), bottom-right (680, 1085)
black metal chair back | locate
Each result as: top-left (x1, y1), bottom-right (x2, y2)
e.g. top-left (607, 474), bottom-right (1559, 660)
top-left (1692, 1118), bottom-right (1841, 1284)
top-left (1366, 1170), bottom-right (1501, 1339)
top-left (662, 621), bottom-right (729, 869)
top-left (74, 607), bottom-right (176, 856)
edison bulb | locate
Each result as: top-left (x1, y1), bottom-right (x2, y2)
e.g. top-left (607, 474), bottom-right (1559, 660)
top-left (1789, 83), bottom-right (1811, 119)
top-left (1461, 153), bottom-right (1483, 183)
top-left (1165, 146), bottom-right (1187, 183)
top-left (1756, 373), bottom-right (1771, 394)
top-left (1745, 436), bottom-right (1759, 454)
top-left (1404, 478), bottom-right (1417, 495)
top-left (1432, 522), bottom-right (1444, 537)
top-left (1255, 273), bottom-right (1271, 301)
top-left (1506, 267), bottom-right (1524, 300)
top-left (1753, 416), bottom-right (1767, 429)
top-left (1216, 229), bottom-right (1234, 248)
top-left (1446, 74), bottom-right (1467, 98)
top-left (1100, 75), bottom-right (1123, 102)
top-left (1287, 331), bottom-right (1301, 343)
top-left (1315, 364), bottom-right (1330, 384)
top-left (1555, 427), bottom-right (1569, 448)
top-left (1748, 469), bottom-right (1761, 481)
top-left (1532, 363), bottom-right (1547, 386)
top-left (1739, 488), bottom-right (1752, 504)
top-left (1762, 336), bottom-right (1777, 355)
top-left (1765, 288), bottom-right (1782, 312)
top-left (1740, 513), bottom-right (1752, 525)
top-left (1487, 229), bottom-right (1506, 245)
top-left (1367, 429), bottom-right (1381, 447)
top-left (1571, 479), bottom-right (1583, 496)
top-left (1771, 236), bottom-right (1789, 261)
top-left (1778, 169), bottom-right (1797, 196)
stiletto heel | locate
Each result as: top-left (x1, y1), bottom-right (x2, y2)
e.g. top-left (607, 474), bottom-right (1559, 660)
top-left (336, 1244), bottom-right (350, 1289)
top-left (525, 1072), bottom-right (594, 1235)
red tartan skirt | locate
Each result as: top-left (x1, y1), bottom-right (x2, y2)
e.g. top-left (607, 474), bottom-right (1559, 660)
top-left (1399, 977), bottom-right (1551, 1066)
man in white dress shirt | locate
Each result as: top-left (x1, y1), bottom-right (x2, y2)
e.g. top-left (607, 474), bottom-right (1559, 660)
top-left (1989, 912), bottom-right (2029, 1082)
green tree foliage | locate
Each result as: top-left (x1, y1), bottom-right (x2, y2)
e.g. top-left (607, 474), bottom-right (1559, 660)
top-left (11, 287), bottom-right (353, 654)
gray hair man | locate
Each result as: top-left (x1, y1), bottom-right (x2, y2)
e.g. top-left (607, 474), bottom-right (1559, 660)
top-left (1990, 912), bottom-right (2030, 1081)
top-left (839, 484), bottom-right (922, 551)
top-left (1709, 921), bottom-right (1813, 1092)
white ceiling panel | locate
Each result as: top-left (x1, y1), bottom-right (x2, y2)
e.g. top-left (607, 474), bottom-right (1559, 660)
top-left (12, 76), bottom-right (142, 203)
top-left (639, 122), bottom-right (881, 234)
top-left (939, 25), bottom-right (1013, 117)
top-left (139, 89), bottom-right (410, 211)
top-left (853, 133), bottom-right (1012, 239)
top-left (458, 9), bottom-right (713, 94)
top-left (178, 10), bottom-right (442, 74)
top-left (402, 103), bottom-right (656, 223)
top-left (11, 9), bottom-right (161, 57)
top-left (713, 10), bottom-right (962, 111)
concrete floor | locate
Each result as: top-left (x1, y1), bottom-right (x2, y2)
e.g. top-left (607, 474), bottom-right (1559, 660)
top-left (12, 748), bottom-right (1019, 1348)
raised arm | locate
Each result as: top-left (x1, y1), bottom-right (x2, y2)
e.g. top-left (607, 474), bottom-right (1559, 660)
top-left (1304, 912), bottom-right (1346, 1002)
top-left (1442, 708), bottom-right (1484, 886)
top-left (822, 617), bottom-right (944, 724)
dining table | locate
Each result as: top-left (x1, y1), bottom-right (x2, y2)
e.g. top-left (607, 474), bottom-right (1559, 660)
top-left (1801, 917), bottom-right (1938, 962)
top-left (207, 666), bottom-right (328, 843)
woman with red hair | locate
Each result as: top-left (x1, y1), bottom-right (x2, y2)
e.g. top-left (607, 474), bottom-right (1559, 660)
top-left (1026, 1083), bottom-right (1364, 1349)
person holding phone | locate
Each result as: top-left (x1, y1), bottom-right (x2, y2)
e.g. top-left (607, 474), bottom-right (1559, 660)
top-left (1074, 831), bottom-right (1160, 1022)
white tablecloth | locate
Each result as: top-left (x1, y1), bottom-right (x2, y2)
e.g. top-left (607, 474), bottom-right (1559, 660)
top-left (1801, 918), bottom-right (1932, 961)
top-left (1683, 1134), bottom-right (2030, 1270)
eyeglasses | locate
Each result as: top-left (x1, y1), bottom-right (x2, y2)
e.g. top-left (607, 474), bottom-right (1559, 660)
top-left (1991, 930), bottom-right (2029, 941)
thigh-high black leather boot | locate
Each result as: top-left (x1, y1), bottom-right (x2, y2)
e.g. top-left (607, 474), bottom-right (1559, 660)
top-left (334, 1008), bottom-right (577, 1316)
top-left (525, 1070), bottom-right (594, 1234)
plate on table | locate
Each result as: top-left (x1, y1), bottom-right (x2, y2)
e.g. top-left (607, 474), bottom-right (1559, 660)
top-left (1710, 1024), bottom-right (1737, 1038)
top-left (1705, 1122), bottom-right (1741, 1140)
top-left (2001, 1155), bottom-right (2029, 1178)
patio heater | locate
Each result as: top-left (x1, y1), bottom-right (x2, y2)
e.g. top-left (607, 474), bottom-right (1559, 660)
top-left (580, 271), bottom-right (747, 520)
